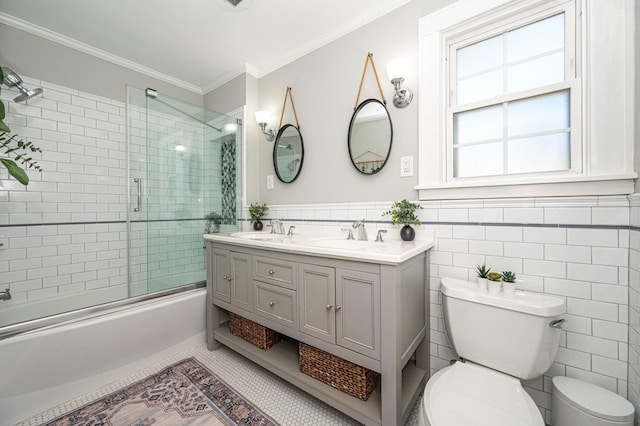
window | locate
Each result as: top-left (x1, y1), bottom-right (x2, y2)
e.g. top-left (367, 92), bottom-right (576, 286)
top-left (418, 0), bottom-right (635, 200)
top-left (451, 10), bottom-right (575, 179)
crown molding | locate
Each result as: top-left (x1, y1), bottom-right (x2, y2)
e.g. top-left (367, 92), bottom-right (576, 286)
top-left (254, 0), bottom-right (414, 79)
top-left (202, 63), bottom-right (259, 94)
top-left (0, 12), bottom-right (204, 95)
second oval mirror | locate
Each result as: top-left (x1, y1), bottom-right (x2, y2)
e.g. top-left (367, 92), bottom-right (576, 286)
top-left (348, 98), bottom-right (393, 175)
top-left (273, 124), bottom-right (304, 183)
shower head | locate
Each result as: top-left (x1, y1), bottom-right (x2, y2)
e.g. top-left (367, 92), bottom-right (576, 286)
top-left (2, 67), bottom-right (43, 103)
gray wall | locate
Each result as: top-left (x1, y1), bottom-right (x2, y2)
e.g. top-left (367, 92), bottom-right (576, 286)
top-left (253, 0), bottom-right (453, 205)
top-left (0, 23), bottom-right (202, 105)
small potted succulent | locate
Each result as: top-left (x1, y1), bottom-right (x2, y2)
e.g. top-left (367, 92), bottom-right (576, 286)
top-left (249, 202), bottom-right (269, 231)
top-left (382, 199), bottom-right (423, 241)
top-left (475, 263), bottom-right (491, 290)
top-left (486, 272), bottom-right (502, 294)
top-left (501, 271), bottom-right (517, 295)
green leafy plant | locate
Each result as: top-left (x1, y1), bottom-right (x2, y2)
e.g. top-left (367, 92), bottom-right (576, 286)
top-left (501, 271), bottom-right (516, 283)
top-left (0, 67), bottom-right (42, 185)
top-left (487, 272), bottom-right (502, 282)
top-left (475, 264), bottom-right (491, 278)
top-left (382, 199), bottom-right (423, 226)
top-left (248, 202), bottom-right (269, 221)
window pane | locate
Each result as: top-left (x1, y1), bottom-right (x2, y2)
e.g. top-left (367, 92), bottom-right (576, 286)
top-left (507, 133), bottom-right (570, 174)
top-left (507, 14), bottom-right (565, 63)
top-left (457, 35), bottom-right (503, 78)
top-left (508, 52), bottom-right (565, 92)
top-left (457, 70), bottom-right (502, 105)
top-left (454, 142), bottom-right (503, 177)
top-left (454, 105), bottom-right (503, 145)
top-left (508, 90), bottom-right (569, 136)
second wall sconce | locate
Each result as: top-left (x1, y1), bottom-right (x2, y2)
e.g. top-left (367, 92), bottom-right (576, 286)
top-left (386, 58), bottom-right (414, 108)
top-left (255, 110), bottom-right (276, 142)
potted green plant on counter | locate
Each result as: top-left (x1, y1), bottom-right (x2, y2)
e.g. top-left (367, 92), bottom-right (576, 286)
top-left (501, 271), bottom-right (517, 295)
top-left (475, 263), bottom-right (491, 290)
top-left (487, 272), bottom-right (502, 294)
top-left (249, 202), bottom-right (269, 231)
top-left (382, 199), bottom-right (423, 241)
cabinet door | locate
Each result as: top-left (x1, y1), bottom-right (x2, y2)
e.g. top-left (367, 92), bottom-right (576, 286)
top-left (298, 263), bottom-right (335, 343)
top-left (336, 269), bottom-right (380, 359)
top-left (230, 252), bottom-right (252, 312)
top-left (211, 248), bottom-right (231, 303)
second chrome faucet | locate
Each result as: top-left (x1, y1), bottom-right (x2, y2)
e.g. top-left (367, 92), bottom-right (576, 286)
top-left (352, 219), bottom-right (368, 241)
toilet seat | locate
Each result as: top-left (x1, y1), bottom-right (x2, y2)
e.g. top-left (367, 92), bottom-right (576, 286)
top-left (421, 362), bottom-right (544, 426)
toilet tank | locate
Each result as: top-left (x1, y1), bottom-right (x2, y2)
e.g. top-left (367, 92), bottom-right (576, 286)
top-left (441, 277), bottom-right (565, 380)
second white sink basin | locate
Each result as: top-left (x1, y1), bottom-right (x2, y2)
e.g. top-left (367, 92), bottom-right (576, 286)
top-left (230, 232), bottom-right (286, 242)
top-left (310, 239), bottom-right (388, 250)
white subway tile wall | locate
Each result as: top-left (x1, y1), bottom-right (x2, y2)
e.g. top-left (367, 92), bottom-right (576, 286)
top-left (265, 196), bottom-right (633, 424)
top-left (1, 78), bottom-right (130, 322)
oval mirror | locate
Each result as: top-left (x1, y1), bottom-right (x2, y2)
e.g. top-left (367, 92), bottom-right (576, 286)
top-left (348, 98), bottom-right (393, 175)
top-left (273, 124), bottom-right (304, 183)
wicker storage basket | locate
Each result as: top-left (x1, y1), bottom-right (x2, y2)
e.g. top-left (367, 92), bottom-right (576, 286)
top-left (299, 343), bottom-right (379, 401)
top-left (229, 312), bottom-right (281, 350)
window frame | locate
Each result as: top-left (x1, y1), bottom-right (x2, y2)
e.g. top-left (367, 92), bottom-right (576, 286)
top-left (417, 0), bottom-right (636, 200)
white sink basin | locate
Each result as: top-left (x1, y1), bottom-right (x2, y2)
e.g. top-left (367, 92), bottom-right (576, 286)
top-left (309, 239), bottom-right (387, 250)
top-left (229, 232), bottom-right (286, 242)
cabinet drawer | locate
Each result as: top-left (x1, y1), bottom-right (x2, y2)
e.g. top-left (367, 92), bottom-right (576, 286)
top-left (255, 281), bottom-right (297, 329)
top-left (254, 256), bottom-right (296, 289)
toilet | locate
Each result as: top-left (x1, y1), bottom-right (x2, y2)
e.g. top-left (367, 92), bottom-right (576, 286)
top-left (552, 376), bottom-right (634, 426)
top-left (418, 277), bottom-right (566, 426)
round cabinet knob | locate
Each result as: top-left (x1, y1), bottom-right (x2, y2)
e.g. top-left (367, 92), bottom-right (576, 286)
top-left (222, 274), bottom-right (229, 280)
top-left (268, 269), bottom-right (275, 275)
top-left (227, 276), bottom-right (233, 282)
top-left (269, 301), bottom-right (276, 307)
top-left (326, 304), bottom-right (333, 310)
top-left (335, 305), bottom-right (342, 311)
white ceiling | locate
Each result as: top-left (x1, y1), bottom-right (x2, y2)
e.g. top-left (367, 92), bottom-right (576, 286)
top-left (0, 0), bottom-right (413, 94)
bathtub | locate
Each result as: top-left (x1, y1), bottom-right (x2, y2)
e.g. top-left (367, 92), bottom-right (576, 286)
top-left (0, 287), bottom-right (207, 425)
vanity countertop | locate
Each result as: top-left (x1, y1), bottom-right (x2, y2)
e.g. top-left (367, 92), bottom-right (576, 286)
top-left (204, 225), bottom-right (434, 265)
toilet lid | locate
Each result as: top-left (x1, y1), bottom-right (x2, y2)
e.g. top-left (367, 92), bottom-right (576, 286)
top-left (424, 362), bottom-right (544, 426)
top-left (552, 376), bottom-right (635, 422)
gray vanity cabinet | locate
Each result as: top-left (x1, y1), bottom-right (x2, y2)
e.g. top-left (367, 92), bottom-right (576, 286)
top-left (210, 248), bottom-right (252, 312)
top-left (206, 240), bottom-right (430, 426)
top-left (299, 263), bottom-right (380, 359)
top-left (299, 263), bottom-right (335, 343)
top-left (335, 269), bottom-right (380, 360)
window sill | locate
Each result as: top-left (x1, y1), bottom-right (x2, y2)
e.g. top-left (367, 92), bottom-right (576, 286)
top-left (416, 174), bottom-right (637, 201)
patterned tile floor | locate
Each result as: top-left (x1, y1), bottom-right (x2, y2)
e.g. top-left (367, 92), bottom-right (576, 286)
top-left (18, 342), bottom-right (422, 426)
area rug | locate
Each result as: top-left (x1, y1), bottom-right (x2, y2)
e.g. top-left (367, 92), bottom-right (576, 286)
top-left (43, 357), bottom-right (279, 425)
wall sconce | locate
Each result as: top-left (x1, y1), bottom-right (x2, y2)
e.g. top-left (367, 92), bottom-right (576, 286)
top-left (386, 58), bottom-right (414, 108)
top-left (255, 110), bottom-right (276, 142)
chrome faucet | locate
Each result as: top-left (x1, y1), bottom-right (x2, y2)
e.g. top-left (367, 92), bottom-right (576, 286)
top-left (0, 288), bottom-right (11, 301)
top-left (269, 219), bottom-right (285, 234)
top-left (287, 225), bottom-right (295, 236)
top-left (352, 219), bottom-right (368, 241)
top-left (375, 229), bottom-right (387, 242)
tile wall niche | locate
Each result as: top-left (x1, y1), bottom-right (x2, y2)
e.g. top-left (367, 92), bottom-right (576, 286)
top-left (265, 195), bottom-right (632, 424)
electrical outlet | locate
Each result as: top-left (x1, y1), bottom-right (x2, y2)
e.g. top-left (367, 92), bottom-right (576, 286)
top-left (266, 175), bottom-right (274, 189)
top-left (400, 156), bottom-right (414, 177)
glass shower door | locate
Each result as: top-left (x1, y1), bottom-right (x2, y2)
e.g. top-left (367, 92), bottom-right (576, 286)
top-left (127, 87), bottom-right (242, 297)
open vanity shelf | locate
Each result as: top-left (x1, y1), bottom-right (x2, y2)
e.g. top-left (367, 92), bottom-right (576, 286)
top-left (205, 235), bottom-right (431, 426)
